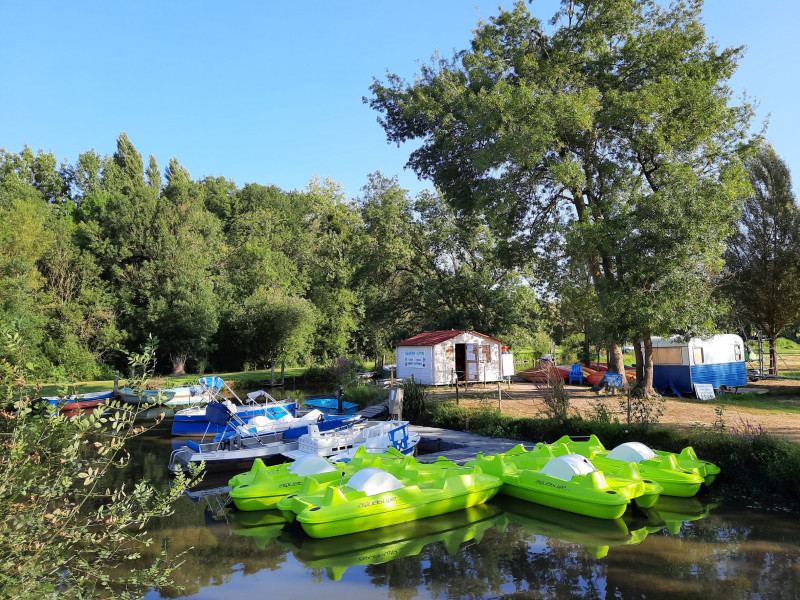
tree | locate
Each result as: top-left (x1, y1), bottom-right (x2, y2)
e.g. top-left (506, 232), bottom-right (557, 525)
top-left (233, 288), bottom-right (316, 369)
top-left (353, 173), bottom-right (539, 349)
top-left (367, 0), bottom-right (752, 394)
top-left (723, 145), bottom-right (800, 374)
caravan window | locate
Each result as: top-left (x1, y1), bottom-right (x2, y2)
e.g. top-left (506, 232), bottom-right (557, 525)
top-left (734, 345), bottom-right (742, 361)
top-left (693, 348), bottom-right (705, 365)
top-left (652, 347), bottom-right (682, 365)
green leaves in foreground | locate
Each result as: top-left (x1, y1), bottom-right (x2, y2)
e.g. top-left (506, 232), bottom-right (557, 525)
top-left (0, 340), bottom-right (200, 599)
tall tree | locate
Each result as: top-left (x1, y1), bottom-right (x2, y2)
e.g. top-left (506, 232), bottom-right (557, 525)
top-left (368, 0), bottom-right (752, 394)
top-left (723, 145), bottom-right (800, 374)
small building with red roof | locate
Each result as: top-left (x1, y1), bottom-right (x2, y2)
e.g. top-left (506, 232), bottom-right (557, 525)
top-left (395, 330), bottom-right (509, 385)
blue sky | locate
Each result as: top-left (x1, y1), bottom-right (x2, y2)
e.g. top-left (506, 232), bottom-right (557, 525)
top-left (1, 1), bottom-right (797, 199)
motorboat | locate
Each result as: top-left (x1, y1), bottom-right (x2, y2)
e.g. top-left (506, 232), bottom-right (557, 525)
top-left (119, 387), bottom-right (176, 405)
top-left (279, 465), bottom-right (502, 538)
top-left (303, 397), bottom-right (359, 415)
top-left (170, 378), bottom-right (296, 437)
top-left (281, 419), bottom-right (419, 461)
top-left (466, 444), bottom-right (657, 519)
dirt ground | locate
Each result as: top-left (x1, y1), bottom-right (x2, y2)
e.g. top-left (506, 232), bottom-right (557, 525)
top-left (427, 377), bottom-right (800, 444)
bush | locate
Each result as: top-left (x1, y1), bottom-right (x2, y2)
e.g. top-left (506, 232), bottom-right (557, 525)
top-left (343, 383), bottom-right (388, 409)
top-left (402, 379), bottom-right (429, 423)
top-left (0, 333), bottom-right (196, 598)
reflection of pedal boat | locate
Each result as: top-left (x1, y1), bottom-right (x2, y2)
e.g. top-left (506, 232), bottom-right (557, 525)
top-left (229, 446), bottom-right (441, 511)
top-left (228, 509), bottom-right (288, 548)
top-left (552, 434), bottom-right (720, 487)
top-left (466, 444), bottom-right (659, 519)
top-left (551, 435), bottom-right (713, 495)
top-left (281, 503), bottom-right (503, 580)
top-left (637, 496), bottom-right (717, 534)
top-left (492, 496), bottom-right (643, 559)
top-left (278, 466), bottom-right (502, 538)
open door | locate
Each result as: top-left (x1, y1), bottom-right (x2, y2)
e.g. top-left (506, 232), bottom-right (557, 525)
top-left (455, 344), bottom-right (466, 381)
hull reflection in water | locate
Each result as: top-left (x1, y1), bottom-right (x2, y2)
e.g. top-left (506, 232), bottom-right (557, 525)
top-left (492, 495), bottom-right (645, 559)
top-left (226, 503), bottom-right (504, 580)
top-left (634, 495), bottom-right (719, 535)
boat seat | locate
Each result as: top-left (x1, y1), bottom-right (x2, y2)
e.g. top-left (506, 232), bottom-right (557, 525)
top-left (185, 440), bottom-right (201, 452)
top-left (347, 468), bottom-right (404, 495)
top-left (289, 454), bottom-right (337, 476)
top-left (607, 442), bottom-right (657, 463)
top-left (540, 454), bottom-right (597, 481)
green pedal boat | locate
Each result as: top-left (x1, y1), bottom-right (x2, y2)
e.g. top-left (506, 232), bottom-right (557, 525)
top-left (277, 465), bottom-right (502, 538)
top-left (466, 444), bottom-right (660, 519)
top-left (550, 434), bottom-right (719, 494)
top-left (229, 447), bottom-right (456, 511)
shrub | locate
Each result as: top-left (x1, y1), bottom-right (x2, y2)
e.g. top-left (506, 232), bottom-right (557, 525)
top-left (343, 383), bottom-right (388, 409)
top-left (402, 379), bottom-right (429, 423)
top-left (0, 333), bottom-right (196, 598)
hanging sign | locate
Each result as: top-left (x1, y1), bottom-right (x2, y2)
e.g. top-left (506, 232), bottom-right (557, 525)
top-left (694, 383), bottom-right (716, 400)
top-left (603, 373), bottom-right (624, 388)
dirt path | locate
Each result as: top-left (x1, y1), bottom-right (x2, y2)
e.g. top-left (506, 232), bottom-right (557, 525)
top-left (428, 378), bottom-right (800, 444)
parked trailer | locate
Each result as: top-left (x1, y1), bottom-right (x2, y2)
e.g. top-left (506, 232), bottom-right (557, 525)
top-left (649, 334), bottom-right (747, 396)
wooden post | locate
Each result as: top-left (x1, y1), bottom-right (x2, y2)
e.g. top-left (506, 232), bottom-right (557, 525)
top-left (113, 371), bottom-right (119, 395)
top-left (280, 361), bottom-right (285, 385)
top-left (271, 364), bottom-right (275, 387)
top-left (498, 381), bottom-right (502, 412)
top-left (455, 373), bottom-right (459, 406)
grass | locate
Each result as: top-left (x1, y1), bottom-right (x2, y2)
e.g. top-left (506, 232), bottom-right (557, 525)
top-left (33, 364), bottom-right (347, 398)
top-left (713, 390), bottom-right (800, 414)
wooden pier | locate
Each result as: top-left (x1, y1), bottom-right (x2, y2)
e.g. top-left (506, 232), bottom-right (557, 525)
top-left (411, 425), bottom-right (521, 464)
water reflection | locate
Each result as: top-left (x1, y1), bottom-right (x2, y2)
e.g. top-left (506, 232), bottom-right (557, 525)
top-left (126, 416), bottom-right (800, 600)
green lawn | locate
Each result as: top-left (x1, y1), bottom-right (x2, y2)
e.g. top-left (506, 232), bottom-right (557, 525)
top-left (34, 362), bottom-right (381, 398)
top-left (714, 390), bottom-right (800, 414)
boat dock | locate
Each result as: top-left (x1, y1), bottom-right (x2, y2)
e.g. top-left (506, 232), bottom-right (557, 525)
top-left (411, 425), bottom-right (521, 464)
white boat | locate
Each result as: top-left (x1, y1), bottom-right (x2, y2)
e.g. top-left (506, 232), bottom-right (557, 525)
top-left (167, 403), bottom-right (362, 473)
top-left (282, 419), bottom-right (419, 461)
top-left (171, 380), bottom-right (296, 437)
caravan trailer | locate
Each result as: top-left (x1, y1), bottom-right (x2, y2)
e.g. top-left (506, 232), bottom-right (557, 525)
top-left (649, 334), bottom-right (747, 395)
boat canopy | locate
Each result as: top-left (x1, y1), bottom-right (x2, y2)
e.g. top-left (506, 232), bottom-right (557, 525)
top-left (540, 454), bottom-right (597, 481)
top-left (607, 442), bottom-right (657, 463)
top-left (288, 454), bottom-right (337, 476)
top-left (347, 468), bottom-right (404, 494)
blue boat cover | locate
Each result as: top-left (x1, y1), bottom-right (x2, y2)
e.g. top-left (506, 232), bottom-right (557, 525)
top-left (205, 402), bottom-right (231, 426)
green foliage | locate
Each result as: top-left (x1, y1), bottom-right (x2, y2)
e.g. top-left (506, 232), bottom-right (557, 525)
top-left (620, 386), bottom-right (666, 428)
top-left (0, 335), bottom-right (196, 598)
top-left (539, 377), bottom-right (570, 424)
top-left (343, 383), bottom-right (388, 409)
top-left (235, 289), bottom-right (316, 368)
top-left (401, 379), bottom-right (429, 424)
top-left (559, 333), bottom-right (584, 365)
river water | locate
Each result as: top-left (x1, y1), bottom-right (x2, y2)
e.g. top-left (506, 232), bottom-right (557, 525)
top-left (122, 394), bottom-right (799, 600)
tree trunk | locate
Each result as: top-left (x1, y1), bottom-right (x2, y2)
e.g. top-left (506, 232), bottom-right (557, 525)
top-left (769, 336), bottom-right (779, 375)
top-left (634, 340), bottom-right (644, 384)
top-left (170, 354), bottom-right (187, 375)
top-left (582, 327), bottom-right (591, 367)
top-left (607, 343), bottom-right (625, 374)
top-left (641, 335), bottom-right (655, 396)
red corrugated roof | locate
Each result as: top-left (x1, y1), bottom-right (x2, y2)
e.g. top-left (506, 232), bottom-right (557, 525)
top-left (395, 330), bottom-right (504, 347)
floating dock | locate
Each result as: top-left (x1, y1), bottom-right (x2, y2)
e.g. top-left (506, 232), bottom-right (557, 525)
top-left (411, 425), bottom-right (520, 464)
